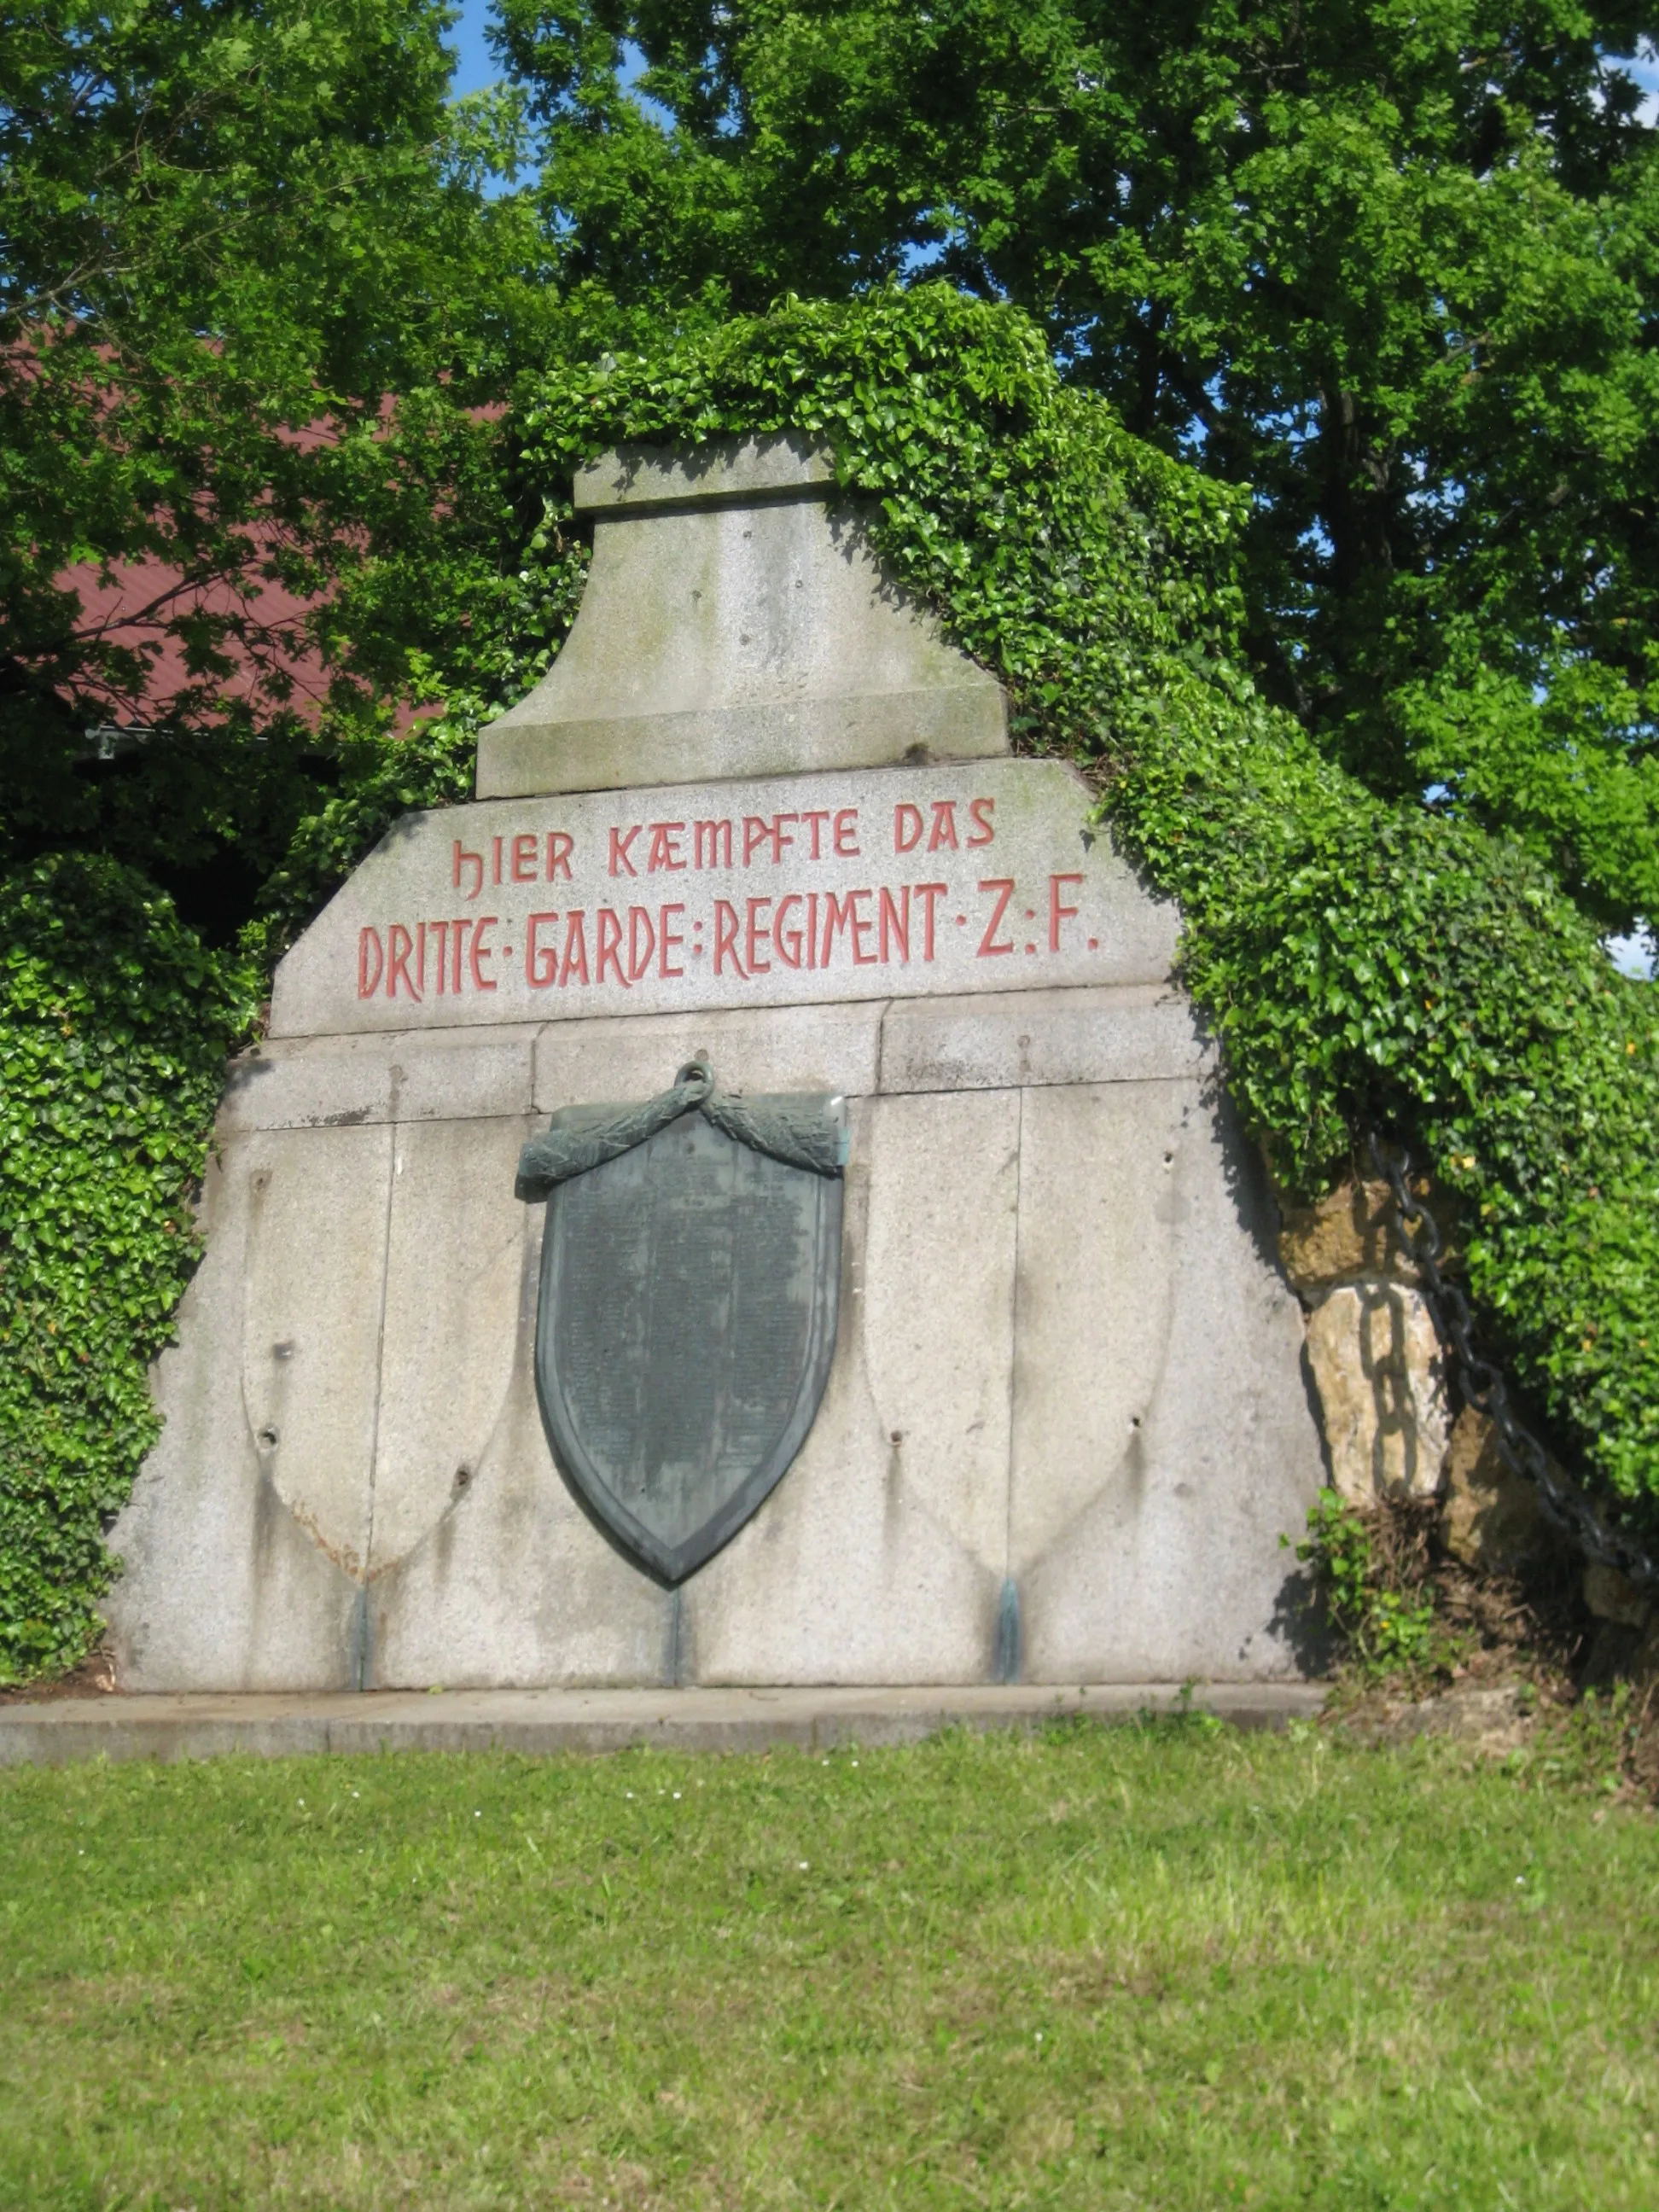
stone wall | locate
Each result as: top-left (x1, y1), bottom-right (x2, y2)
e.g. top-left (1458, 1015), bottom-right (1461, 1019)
top-left (1278, 1174), bottom-right (1653, 1643)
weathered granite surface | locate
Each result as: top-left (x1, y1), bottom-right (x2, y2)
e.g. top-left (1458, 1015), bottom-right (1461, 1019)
top-left (1280, 1175), bottom-right (1459, 1511)
top-left (0, 1683), bottom-right (1330, 1768)
top-left (272, 759), bottom-right (1174, 1037)
top-left (1439, 1406), bottom-right (1551, 1572)
top-left (475, 436), bottom-right (1006, 799)
top-left (106, 950), bottom-right (1326, 1688)
top-left (1303, 1282), bottom-right (1450, 1505)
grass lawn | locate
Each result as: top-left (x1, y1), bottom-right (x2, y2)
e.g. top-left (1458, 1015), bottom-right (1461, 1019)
top-left (1, 1717), bottom-right (1656, 2209)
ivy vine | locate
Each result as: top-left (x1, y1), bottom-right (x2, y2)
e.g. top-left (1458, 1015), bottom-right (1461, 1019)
top-left (515, 288), bottom-right (1659, 1534)
top-left (0, 859), bottom-right (257, 1681)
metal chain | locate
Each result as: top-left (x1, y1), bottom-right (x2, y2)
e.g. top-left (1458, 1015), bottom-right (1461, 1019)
top-left (1367, 1133), bottom-right (1659, 1592)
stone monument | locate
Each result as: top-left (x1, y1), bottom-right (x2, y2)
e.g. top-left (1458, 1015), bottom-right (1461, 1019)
top-left (105, 435), bottom-right (1327, 1691)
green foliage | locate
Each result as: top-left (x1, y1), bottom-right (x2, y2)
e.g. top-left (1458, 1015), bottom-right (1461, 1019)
top-left (0, 0), bottom-right (562, 917)
top-left (0, 858), bottom-right (256, 1682)
top-left (1153, 799), bottom-right (1659, 1513)
top-left (249, 513), bottom-right (594, 963)
top-left (514, 0), bottom-right (1659, 929)
top-left (1290, 1490), bottom-right (1447, 1681)
top-left (505, 287), bottom-right (1659, 1534)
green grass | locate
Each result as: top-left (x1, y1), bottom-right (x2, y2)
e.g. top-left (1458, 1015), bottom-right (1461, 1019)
top-left (1, 1720), bottom-right (1656, 2209)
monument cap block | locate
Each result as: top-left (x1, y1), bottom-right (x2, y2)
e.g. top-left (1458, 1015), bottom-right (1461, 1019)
top-left (474, 434), bottom-right (1008, 801)
top-left (571, 436), bottom-right (836, 513)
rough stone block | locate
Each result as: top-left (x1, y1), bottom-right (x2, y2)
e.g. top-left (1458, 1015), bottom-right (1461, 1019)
top-left (877, 981), bottom-right (1202, 1093)
top-left (573, 434), bottom-right (835, 512)
top-left (533, 999), bottom-right (884, 1115)
top-left (1438, 1406), bottom-right (1552, 1572)
top-left (1278, 1179), bottom-right (1416, 1289)
top-left (389, 1027), bottom-right (538, 1124)
top-left (367, 1254), bottom-right (677, 1689)
top-left (241, 1122), bottom-right (393, 1581)
top-left (1304, 1283), bottom-right (1451, 1503)
top-left (220, 1034), bottom-right (398, 1135)
top-left (111, 996), bottom-right (1338, 1689)
top-left (366, 1117), bottom-right (533, 1575)
top-left (271, 760), bottom-right (1178, 1039)
top-left (1278, 1174), bottom-right (1465, 1292)
top-left (222, 1028), bottom-right (538, 1134)
top-left (1583, 1560), bottom-right (1649, 1627)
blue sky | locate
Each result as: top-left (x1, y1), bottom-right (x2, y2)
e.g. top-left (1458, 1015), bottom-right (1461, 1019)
top-left (446, 0), bottom-right (501, 97)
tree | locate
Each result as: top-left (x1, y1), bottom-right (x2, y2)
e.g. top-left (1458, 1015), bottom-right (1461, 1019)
top-left (0, 0), bottom-right (557, 929)
top-left (504, 0), bottom-right (1659, 928)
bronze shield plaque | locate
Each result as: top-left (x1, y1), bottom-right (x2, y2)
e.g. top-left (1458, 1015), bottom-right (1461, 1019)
top-left (516, 1060), bottom-right (846, 1584)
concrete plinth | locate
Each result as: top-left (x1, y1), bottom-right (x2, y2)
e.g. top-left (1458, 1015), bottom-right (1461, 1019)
top-left (0, 1681), bottom-right (1329, 1767)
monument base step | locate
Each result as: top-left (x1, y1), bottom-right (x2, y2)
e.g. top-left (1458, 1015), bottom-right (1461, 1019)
top-left (0, 1681), bottom-right (1327, 1767)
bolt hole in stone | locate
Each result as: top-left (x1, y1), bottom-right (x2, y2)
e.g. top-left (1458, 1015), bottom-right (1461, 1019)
top-left (272, 1340), bottom-right (294, 1362)
top-left (258, 1427), bottom-right (279, 1450)
top-left (454, 1465), bottom-right (473, 1492)
top-left (890, 1429), bottom-right (905, 1445)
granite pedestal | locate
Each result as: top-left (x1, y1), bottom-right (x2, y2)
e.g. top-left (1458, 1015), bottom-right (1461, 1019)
top-left (102, 437), bottom-right (1327, 1692)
